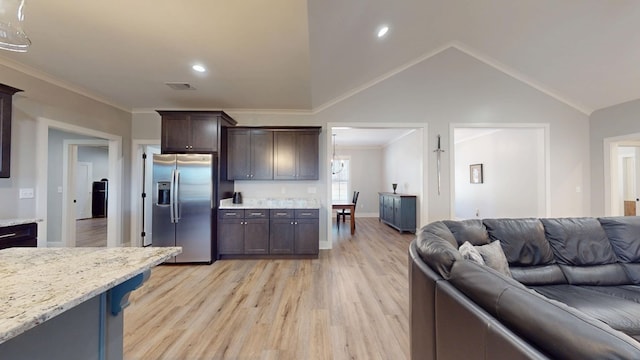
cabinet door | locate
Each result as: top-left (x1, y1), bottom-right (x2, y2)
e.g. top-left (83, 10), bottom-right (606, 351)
top-left (189, 114), bottom-right (218, 152)
top-left (295, 218), bottom-right (319, 255)
top-left (244, 219), bottom-right (269, 254)
top-left (227, 129), bottom-right (251, 180)
top-left (270, 218), bottom-right (295, 254)
top-left (393, 197), bottom-right (402, 227)
top-left (161, 114), bottom-right (191, 152)
top-left (273, 132), bottom-right (296, 180)
top-left (295, 131), bottom-right (319, 180)
top-left (379, 195), bottom-right (385, 221)
top-left (218, 220), bottom-right (244, 254)
top-left (250, 130), bottom-right (274, 180)
top-left (383, 195), bottom-right (394, 223)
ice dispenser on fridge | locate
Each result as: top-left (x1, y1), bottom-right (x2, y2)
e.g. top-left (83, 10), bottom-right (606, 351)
top-left (157, 181), bottom-right (171, 205)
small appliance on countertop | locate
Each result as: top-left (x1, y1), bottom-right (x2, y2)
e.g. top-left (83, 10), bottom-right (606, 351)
top-left (232, 192), bottom-right (242, 204)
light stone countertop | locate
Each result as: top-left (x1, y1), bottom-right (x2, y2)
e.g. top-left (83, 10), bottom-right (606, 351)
top-left (0, 246), bottom-right (181, 344)
top-left (219, 198), bottom-right (320, 209)
top-left (0, 219), bottom-right (43, 227)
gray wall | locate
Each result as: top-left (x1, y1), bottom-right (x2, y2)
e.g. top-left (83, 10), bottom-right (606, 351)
top-left (590, 99), bottom-right (640, 215)
top-left (78, 146), bottom-right (109, 182)
top-left (0, 63), bottom-right (132, 244)
top-left (334, 146), bottom-right (383, 217)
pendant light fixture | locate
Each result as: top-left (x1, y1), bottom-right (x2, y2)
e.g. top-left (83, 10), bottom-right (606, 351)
top-left (331, 134), bottom-right (344, 175)
top-left (0, 0), bottom-right (30, 52)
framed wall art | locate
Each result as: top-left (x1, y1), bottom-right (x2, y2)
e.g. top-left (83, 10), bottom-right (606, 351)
top-left (470, 163), bottom-right (483, 184)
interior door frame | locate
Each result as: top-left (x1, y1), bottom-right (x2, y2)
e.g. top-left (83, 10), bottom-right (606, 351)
top-left (131, 139), bottom-right (161, 247)
top-left (36, 117), bottom-right (122, 247)
top-left (604, 134), bottom-right (640, 216)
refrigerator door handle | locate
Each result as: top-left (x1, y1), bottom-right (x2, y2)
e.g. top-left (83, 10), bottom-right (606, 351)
top-left (170, 169), bottom-right (176, 223)
top-left (175, 169), bottom-right (181, 222)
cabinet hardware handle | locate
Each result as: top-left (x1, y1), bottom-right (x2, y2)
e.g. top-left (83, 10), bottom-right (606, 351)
top-left (276, 212), bottom-right (287, 216)
top-left (250, 213), bottom-right (262, 216)
top-left (226, 212), bottom-right (236, 216)
top-left (0, 233), bottom-right (17, 239)
top-left (301, 213), bottom-right (311, 216)
top-left (291, 222), bottom-right (294, 225)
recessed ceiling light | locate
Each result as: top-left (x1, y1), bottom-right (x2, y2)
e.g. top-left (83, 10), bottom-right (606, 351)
top-left (377, 26), bottom-right (389, 38)
top-left (192, 64), bottom-right (206, 73)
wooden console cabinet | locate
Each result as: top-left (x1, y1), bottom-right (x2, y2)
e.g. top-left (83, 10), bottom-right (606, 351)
top-left (379, 193), bottom-right (417, 233)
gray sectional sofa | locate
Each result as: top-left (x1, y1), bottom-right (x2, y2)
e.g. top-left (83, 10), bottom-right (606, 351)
top-left (409, 216), bottom-right (640, 359)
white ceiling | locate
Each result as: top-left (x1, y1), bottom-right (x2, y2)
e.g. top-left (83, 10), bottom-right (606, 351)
top-left (1, 1), bottom-right (640, 113)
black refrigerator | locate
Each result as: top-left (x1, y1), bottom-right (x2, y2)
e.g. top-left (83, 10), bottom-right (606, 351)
top-left (91, 180), bottom-right (108, 218)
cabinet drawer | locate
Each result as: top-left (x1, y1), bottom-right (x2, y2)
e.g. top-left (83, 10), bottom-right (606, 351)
top-left (270, 209), bottom-right (294, 219)
top-left (218, 210), bottom-right (244, 219)
top-left (0, 223), bottom-right (37, 250)
top-left (245, 209), bottom-right (268, 218)
top-left (295, 209), bottom-right (319, 219)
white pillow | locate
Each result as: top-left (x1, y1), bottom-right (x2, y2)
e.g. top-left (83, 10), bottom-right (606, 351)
top-left (476, 240), bottom-right (512, 278)
top-left (459, 241), bottom-right (485, 265)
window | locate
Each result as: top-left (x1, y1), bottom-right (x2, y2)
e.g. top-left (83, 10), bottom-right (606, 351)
top-left (331, 157), bottom-right (350, 202)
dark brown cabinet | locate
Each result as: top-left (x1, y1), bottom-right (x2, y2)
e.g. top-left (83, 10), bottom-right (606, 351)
top-left (0, 84), bottom-right (23, 178)
top-left (0, 222), bottom-right (37, 250)
top-left (218, 209), bottom-right (269, 255)
top-left (158, 111), bottom-right (236, 153)
top-left (269, 209), bottom-right (319, 255)
top-left (227, 128), bottom-right (273, 180)
top-left (273, 130), bottom-right (320, 180)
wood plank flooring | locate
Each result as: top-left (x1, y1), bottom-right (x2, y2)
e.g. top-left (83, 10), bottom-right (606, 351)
top-left (76, 217), bottom-right (107, 247)
top-left (123, 217), bottom-right (415, 360)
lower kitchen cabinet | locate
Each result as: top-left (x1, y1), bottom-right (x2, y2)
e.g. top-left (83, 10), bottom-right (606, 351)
top-left (218, 209), bottom-right (269, 255)
top-left (219, 208), bottom-right (319, 258)
top-left (0, 222), bottom-right (37, 250)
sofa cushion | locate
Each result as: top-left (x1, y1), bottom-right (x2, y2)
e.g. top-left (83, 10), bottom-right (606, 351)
top-left (475, 241), bottom-right (512, 277)
top-left (580, 285), bottom-right (640, 304)
top-left (541, 218), bottom-right (618, 265)
top-left (443, 219), bottom-right (489, 246)
top-left (599, 216), bottom-right (640, 262)
top-left (509, 265), bottom-right (567, 285)
top-left (531, 285), bottom-right (640, 337)
top-left (449, 260), bottom-right (640, 359)
top-left (416, 222), bottom-right (461, 279)
top-left (559, 263), bottom-right (631, 285)
top-left (483, 218), bottom-right (555, 266)
top-left (458, 241), bottom-right (485, 265)
top-left (624, 263), bottom-right (640, 284)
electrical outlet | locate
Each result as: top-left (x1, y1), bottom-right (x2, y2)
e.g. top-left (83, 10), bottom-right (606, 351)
top-left (19, 188), bottom-right (34, 199)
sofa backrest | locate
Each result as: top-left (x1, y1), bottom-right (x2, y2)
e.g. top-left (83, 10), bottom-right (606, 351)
top-left (416, 216), bottom-right (640, 286)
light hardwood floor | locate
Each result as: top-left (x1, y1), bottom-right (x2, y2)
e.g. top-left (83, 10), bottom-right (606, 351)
top-left (123, 217), bottom-right (415, 360)
top-left (76, 217), bottom-right (107, 247)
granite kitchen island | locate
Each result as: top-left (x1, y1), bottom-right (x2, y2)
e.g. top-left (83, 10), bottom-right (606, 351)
top-left (0, 246), bottom-right (181, 360)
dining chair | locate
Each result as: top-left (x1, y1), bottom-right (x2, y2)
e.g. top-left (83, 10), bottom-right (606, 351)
top-left (337, 191), bottom-right (359, 227)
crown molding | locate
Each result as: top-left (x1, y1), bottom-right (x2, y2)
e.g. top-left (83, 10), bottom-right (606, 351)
top-left (0, 55), bottom-right (130, 113)
top-left (132, 107), bottom-right (314, 116)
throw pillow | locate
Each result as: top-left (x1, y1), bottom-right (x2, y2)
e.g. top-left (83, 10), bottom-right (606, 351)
top-left (459, 241), bottom-right (485, 265)
top-left (476, 241), bottom-right (512, 278)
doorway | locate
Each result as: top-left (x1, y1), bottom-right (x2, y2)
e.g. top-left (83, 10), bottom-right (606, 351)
top-left (326, 123), bottom-right (427, 249)
top-left (130, 141), bottom-right (160, 247)
top-left (451, 124), bottom-right (550, 219)
top-left (604, 135), bottom-right (640, 216)
top-left (36, 118), bottom-right (122, 247)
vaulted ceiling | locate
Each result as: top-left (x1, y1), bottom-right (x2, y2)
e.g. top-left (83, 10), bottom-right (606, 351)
top-left (1, 0), bottom-right (639, 114)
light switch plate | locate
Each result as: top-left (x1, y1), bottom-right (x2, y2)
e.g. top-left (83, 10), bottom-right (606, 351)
top-left (19, 188), bottom-right (34, 199)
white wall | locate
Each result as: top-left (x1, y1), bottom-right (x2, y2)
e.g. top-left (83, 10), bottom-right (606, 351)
top-left (382, 130), bottom-right (423, 222)
top-left (315, 47), bottom-right (590, 221)
top-left (334, 146), bottom-right (383, 216)
top-left (590, 99), bottom-right (640, 216)
top-left (454, 128), bottom-right (545, 219)
top-left (78, 146), bottom-right (109, 181)
top-left (0, 62), bottom-right (132, 243)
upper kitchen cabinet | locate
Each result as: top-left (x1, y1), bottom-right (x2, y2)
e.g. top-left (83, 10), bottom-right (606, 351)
top-left (227, 128), bottom-right (273, 180)
top-left (273, 128), bottom-right (320, 180)
top-left (0, 84), bottom-right (23, 178)
top-left (158, 111), bottom-right (236, 153)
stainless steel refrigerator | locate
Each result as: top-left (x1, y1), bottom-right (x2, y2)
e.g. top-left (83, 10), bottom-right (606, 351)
top-left (152, 153), bottom-right (213, 263)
